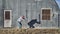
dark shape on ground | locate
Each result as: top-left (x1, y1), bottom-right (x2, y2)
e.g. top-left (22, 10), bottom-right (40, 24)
top-left (28, 19), bottom-right (40, 28)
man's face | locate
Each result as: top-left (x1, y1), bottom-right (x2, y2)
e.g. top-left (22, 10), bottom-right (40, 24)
top-left (23, 17), bottom-right (25, 19)
top-left (22, 16), bottom-right (25, 19)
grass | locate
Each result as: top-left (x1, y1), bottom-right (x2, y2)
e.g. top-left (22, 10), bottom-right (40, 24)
top-left (0, 28), bottom-right (59, 34)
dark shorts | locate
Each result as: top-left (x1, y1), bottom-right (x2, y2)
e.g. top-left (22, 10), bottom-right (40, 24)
top-left (18, 22), bottom-right (22, 26)
top-left (19, 22), bottom-right (22, 25)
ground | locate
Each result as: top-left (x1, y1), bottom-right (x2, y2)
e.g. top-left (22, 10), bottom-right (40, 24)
top-left (0, 28), bottom-right (60, 34)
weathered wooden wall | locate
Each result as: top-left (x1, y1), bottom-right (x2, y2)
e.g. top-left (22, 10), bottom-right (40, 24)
top-left (0, 0), bottom-right (60, 28)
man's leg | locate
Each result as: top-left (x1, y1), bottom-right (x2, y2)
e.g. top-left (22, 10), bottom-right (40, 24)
top-left (19, 22), bottom-right (22, 28)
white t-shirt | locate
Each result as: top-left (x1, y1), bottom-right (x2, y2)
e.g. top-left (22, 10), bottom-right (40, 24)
top-left (17, 17), bottom-right (24, 22)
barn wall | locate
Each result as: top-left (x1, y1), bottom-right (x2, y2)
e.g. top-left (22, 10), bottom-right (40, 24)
top-left (0, 0), bottom-right (59, 28)
top-left (0, 0), bottom-right (4, 28)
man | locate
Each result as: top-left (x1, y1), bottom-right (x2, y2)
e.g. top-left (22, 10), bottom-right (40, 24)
top-left (17, 16), bottom-right (25, 28)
